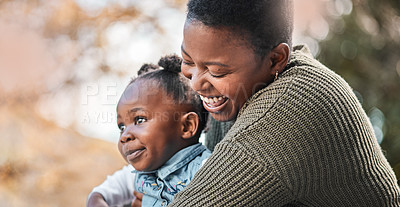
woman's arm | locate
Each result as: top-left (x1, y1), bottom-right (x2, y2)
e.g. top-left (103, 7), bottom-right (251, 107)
top-left (169, 142), bottom-right (292, 206)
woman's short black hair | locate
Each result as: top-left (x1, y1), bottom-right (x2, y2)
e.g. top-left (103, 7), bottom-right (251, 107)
top-left (186, 0), bottom-right (293, 56)
top-left (129, 54), bottom-right (208, 139)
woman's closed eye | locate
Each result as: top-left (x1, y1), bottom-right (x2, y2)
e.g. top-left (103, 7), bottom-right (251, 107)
top-left (208, 67), bottom-right (231, 78)
top-left (182, 60), bottom-right (195, 66)
top-left (209, 72), bottom-right (227, 78)
top-left (209, 69), bottom-right (230, 78)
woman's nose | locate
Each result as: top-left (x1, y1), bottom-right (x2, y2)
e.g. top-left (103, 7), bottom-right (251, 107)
top-left (182, 66), bottom-right (208, 92)
top-left (119, 126), bottom-right (135, 144)
top-left (181, 63), bottom-right (193, 80)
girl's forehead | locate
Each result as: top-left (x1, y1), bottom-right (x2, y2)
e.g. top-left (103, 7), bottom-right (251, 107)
top-left (123, 80), bottom-right (163, 100)
top-left (120, 79), bottom-right (179, 108)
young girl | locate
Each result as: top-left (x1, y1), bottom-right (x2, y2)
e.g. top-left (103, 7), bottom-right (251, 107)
top-left (87, 55), bottom-right (210, 207)
top-left (170, 0), bottom-right (400, 206)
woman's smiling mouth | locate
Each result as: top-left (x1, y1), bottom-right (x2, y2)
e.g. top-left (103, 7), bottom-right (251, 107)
top-left (199, 95), bottom-right (229, 113)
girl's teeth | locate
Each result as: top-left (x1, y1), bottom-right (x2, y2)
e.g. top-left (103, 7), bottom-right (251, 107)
top-left (218, 97), bottom-right (222, 101)
top-left (213, 97), bottom-right (218, 102)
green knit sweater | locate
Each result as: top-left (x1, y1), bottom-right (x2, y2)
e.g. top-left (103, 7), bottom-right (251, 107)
top-left (169, 45), bottom-right (400, 206)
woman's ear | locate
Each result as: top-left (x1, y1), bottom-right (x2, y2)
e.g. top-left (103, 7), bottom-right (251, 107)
top-left (269, 43), bottom-right (290, 75)
top-left (180, 112), bottom-right (199, 139)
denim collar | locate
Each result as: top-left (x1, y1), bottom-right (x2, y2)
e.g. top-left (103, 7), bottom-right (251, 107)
top-left (132, 143), bottom-right (207, 180)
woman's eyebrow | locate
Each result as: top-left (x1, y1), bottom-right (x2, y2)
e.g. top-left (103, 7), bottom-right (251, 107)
top-left (204, 61), bottom-right (229, 67)
top-left (181, 45), bottom-right (191, 58)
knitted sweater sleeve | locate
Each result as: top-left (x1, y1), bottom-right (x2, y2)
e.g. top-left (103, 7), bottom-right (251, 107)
top-left (204, 116), bottom-right (234, 152)
top-left (168, 141), bottom-right (293, 206)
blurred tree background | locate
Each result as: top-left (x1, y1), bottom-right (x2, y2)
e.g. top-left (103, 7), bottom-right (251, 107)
top-left (293, 0), bottom-right (400, 181)
top-left (316, 0), bottom-right (400, 180)
top-left (0, 0), bottom-right (187, 206)
top-left (0, 0), bottom-right (398, 206)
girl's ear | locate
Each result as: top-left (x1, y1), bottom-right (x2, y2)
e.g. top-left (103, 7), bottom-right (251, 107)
top-left (180, 112), bottom-right (199, 139)
top-left (269, 43), bottom-right (290, 75)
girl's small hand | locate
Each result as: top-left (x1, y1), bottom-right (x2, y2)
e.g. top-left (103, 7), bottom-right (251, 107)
top-left (131, 190), bottom-right (143, 207)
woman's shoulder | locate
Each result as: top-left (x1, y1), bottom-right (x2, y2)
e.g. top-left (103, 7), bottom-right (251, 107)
top-left (228, 45), bottom-right (362, 143)
top-left (242, 46), bottom-right (356, 115)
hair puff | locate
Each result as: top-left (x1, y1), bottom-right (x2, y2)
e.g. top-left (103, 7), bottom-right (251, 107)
top-left (158, 54), bottom-right (182, 73)
top-left (137, 63), bottom-right (159, 76)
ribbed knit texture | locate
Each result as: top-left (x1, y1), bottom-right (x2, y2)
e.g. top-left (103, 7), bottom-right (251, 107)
top-left (169, 45), bottom-right (400, 206)
top-left (204, 115), bottom-right (234, 152)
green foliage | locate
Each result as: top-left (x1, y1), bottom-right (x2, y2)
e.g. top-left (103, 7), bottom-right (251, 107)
top-left (317, 0), bottom-right (400, 179)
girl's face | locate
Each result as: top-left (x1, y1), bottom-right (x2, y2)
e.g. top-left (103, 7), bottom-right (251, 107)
top-left (181, 21), bottom-right (275, 121)
top-left (116, 81), bottom-right (185, 172)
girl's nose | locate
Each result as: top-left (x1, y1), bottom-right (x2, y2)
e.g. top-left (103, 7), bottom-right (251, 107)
top-left (119, 126), bottom-right (135, 144)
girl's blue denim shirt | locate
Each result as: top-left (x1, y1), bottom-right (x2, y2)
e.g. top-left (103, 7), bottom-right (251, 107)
top-left (132, 143), bottom-right (211, 206)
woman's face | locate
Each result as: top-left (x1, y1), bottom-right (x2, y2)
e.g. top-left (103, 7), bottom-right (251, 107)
top-left (181, 21), bottom-right (275, 121)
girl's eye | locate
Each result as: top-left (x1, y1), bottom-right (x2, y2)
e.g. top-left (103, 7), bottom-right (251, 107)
top-left (118, 124), bottom-right (126, 133)
top-left (134, 117), bottom-right (147, 125)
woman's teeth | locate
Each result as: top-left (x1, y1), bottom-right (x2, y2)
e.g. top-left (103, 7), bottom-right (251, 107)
top-left (200, 95), bottom-right (226, 104)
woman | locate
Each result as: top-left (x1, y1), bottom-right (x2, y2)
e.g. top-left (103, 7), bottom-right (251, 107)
top-left (169, 0), bottom-right (400, 206)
